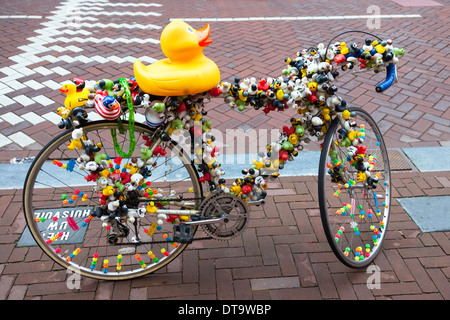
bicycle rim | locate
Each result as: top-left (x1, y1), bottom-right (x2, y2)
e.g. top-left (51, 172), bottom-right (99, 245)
top-left (23, 121), bottom-right (202, 280)
top-left (319, 107), bottom-right (391, 268)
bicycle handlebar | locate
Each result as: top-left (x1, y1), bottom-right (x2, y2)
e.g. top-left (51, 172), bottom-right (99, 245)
top-left (320, 30), bottom-right (402, 94)
top-left (375, 63), bottom-right (397, 93)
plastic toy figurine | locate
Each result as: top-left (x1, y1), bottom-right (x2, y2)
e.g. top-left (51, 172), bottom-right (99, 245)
top-left (134, 20), bottom-right (220, 96)
top-left (59, 82), bottom-right (90, 110)
top-left (94, 94), bottom-right (122, 120)
top-left (96, 79), bottom-right (115, 96)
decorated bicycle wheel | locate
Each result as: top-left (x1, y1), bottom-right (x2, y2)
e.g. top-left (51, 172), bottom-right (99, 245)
top-left (318, 106), bottom-right (391, 268)
top-left (23, 121), bottom-right (203, 280)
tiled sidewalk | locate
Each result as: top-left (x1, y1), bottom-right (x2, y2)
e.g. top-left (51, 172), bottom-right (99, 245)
top-left (0, 171), bottom-right (449, 300)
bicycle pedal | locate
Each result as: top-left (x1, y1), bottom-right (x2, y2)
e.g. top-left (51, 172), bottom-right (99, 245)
top-left (173, 224), bottom-right (194, 244)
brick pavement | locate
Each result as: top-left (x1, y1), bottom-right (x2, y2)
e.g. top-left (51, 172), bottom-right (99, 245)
top-left (0, 0), bottom-right (449, 301)
top-left (0, 170), bottom-right (449, 300)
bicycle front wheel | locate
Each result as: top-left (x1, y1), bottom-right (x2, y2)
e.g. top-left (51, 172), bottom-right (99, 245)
top-left (318, 107), bottom-right (391, 268)
top-left (23, 121), bottom-right (202, 280)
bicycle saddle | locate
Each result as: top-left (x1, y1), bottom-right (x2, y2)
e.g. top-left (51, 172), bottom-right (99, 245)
top-left (133, 20), bottom-right (220, 96)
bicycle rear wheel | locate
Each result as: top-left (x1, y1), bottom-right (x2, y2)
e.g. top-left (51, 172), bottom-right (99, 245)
top-left (23, 121), bottom-right (202, 280)
top-left (318, 107), bottom-right (391, 268)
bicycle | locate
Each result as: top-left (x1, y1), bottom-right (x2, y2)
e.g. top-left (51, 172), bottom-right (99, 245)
top-left (22, 20), bottom-right (403, 280)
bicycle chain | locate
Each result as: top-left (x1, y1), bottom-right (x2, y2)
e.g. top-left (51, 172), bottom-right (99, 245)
top-left (135, 235), bottom-right (213, 246)
top-left (146, 197), bottom-right (203, 202)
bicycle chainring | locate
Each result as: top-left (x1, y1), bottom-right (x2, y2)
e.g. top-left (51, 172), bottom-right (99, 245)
top-left (199, 192), bottom-right (249, 240)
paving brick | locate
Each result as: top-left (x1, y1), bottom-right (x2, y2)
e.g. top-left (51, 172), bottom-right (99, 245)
top-left (0, 275), bottom-right (14, 300)
top-left (233, 279), bottom-right (252, 300)
top-left (373, 282), bottom-right (422, 297)
top-left (251, 276), bottom-right (300, 291)
top-left (95, 281), bottom-right (114, 300)
top-left (129, 287), bottom-right (147, 300)
top-left (352, 284), bottom-right (376, 300)
top-left (399, 246), bottom-right (446, 259)
top-left (312, 263), bottom-right (339, 299)
top-left (431, 233), bottom-right (450, 255)
top-left (146, 283), bottom-right (199, 299)
top-left (182, 249), bottom-right (199, 283)
top-left (7, 285), bottom-right (27, 300)
top-left (276, 202), bottom-right (296, 226)
top-left (332, 273), bottom-right (358, 300)
top-left (269, 286), bottom-right (322, 300)
top-left (293, 209), bottom-right (314, 234)
top-left (275, 244), bottom-right (297, 276)
top-left (404, 258), bottom-right (438, 293)
top-left (27, 281), bottom-right (74, 297)
top-left (199, 259), bottom-right (216, 295)
top-left (384, 249), bottom-right (416, 282)
top-left (233, 265), bottom-right (281, 280)
top-left (420, 255), bottom-right (450, 269)
top-left (292, 253), bottom-right (316, 288)
top-left (241, 227), bottom-right (260, 256)
top-left (216, 268), bottom-right (234, 300)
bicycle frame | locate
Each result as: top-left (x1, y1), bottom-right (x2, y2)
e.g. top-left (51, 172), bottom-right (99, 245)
top-left (60, 27), bottom-right (402, 213)
top-left (22, 20), bottom-right (403, 278)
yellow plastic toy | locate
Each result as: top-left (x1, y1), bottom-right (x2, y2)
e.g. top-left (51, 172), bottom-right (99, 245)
top-left (102, 186), bottom-right (115, 197)
top-left (146, 201), bottom-right (158, 214)
top-left (340, 42), bottom-right (349, 55)
top-left (133, 20), bottom-right (220, 96)
top-left (67, 139), bottom-right (82, 150)
top-left (59, 82), bottom-right (90, 110)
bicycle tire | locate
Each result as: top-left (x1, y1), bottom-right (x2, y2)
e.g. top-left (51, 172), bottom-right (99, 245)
top-left (318, 107), bottom-right (391, 268)
top-left (23, 120), bottom-right (202, 280)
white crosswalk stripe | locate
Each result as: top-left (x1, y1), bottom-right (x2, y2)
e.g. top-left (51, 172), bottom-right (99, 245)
top-left (8, 132), bottom-right (36, 148)
top-left (0, 0), bottom-right (163, 149)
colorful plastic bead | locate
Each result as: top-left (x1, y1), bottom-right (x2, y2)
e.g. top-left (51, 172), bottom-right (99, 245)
top-left (117, 254), bottom-right (122, 271)
top-left (103, 259), bottom-right (109, 273)
top-left (161, 248), bottom-right (169, 257)
top-left (90, 253), bottom-right (98, 270)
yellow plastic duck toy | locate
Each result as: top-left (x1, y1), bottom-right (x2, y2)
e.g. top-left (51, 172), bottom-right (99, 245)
top-left (146, 201), bottom-right (158, 214)
top-left (340, 42), bottom-right (349, 55)
top-left (134, 20), bottom-right (220, 96)
top-left (59, 82), bottom-right (90, 110)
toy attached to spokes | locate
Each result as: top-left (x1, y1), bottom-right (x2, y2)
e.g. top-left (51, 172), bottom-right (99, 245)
top-left (23, 19), bottom-right (402, 280)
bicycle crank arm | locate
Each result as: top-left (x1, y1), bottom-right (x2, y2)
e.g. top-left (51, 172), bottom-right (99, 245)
top-left (247, 199), bottom-right (266, 206)
top-left (139, 198), bottom-right (197, 209)
top-left (154, 209), bottom-right (200, 215)
top-left (182, 216), bottom-right (227, 226)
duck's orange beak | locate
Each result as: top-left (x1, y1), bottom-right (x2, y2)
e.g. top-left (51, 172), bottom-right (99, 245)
top-left (59, 87), bottom-right (69, 93)
top-left (196, 24), bottom-right (213, 47)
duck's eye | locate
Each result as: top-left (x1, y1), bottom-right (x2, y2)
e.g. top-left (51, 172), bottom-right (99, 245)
top-left (187, 28), bottom-right (194, 34)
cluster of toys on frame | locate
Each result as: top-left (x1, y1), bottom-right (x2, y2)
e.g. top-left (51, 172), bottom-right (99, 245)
top-left (51, 20), bottom-right (401, 252)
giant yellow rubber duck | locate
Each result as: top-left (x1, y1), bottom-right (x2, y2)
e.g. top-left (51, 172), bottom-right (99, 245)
top-left (59, 82), bottom-right (90, 110)
top-left (134, 20), bottom-right (220, 96)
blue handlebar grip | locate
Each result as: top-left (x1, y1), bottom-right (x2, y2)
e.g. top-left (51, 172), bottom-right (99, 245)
top-left (375, 63), bottom-right (396, 93)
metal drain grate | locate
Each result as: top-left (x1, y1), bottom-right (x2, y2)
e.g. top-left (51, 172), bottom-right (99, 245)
top-left (371, 148), bottom-right (414, 172)
top-left (387, 149), bottom-right (414, 171)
